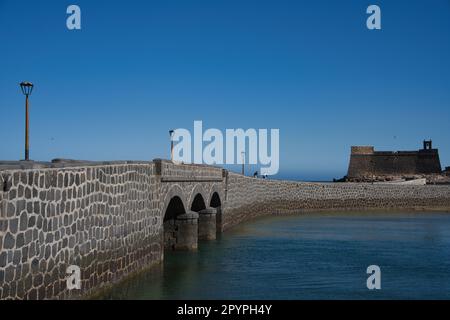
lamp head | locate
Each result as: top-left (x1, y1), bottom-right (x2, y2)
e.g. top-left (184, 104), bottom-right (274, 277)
top-left (20, 82), bottom-right (34, 96)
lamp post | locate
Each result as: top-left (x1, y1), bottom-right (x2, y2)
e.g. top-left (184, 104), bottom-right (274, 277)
top-left (20, 82), bottom-right (34, 161)
top-left (169, 130), bottom-right (175, 161)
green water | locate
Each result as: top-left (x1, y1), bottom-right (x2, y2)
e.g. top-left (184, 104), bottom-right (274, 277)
top-left (100, 211), bottom-right (450, 299)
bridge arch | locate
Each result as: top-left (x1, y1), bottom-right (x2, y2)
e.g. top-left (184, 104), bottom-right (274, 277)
top-left (209, 192), bottom-right (221, 208)
top-left (187, 184), bottom-right (208, 212)
top-left (162, 184), bottom-right (187, 220)
top-left (208, 184), bottom-right (224, 208)
top-left (207, 184), bottom-right (224, 234)
top-left (162, 185), bottom-right (199, 250)
top-left (164, 196), bottom-right (186, 221)
top-left (191, 193), bottom-right (207, 212)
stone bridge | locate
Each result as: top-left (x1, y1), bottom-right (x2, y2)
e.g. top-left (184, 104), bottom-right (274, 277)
top-left (1, 159), bottom-right (450, 299)
top-left (156, 159), bottom-right (227, 250)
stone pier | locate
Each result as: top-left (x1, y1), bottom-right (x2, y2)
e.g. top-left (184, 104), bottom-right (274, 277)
top-left (198, 208), bottom-right (217, 241)
top-left (173, 211), bottom-right (199, 250)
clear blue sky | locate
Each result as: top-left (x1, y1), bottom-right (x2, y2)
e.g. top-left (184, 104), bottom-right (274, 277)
top-left (1, 0), bottom-right (449, 180)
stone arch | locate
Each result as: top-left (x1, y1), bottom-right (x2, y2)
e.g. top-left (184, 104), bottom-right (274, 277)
top-left (207, 184), bottom-right (224, 234)
top-left (187, 184), bottom-right (208, 212)
top-left (208, 184), bottom-right (224, 208)
top-left (162, 184), bottom-right (187, 219)
top-left (164, 196), bottom-right (186, 221)
top-left (162, 185), bottom-right (198, 250)
top-left (191, 193), bottom-right (207, 212)
top-left (210, 192), bottom-right (221, 208)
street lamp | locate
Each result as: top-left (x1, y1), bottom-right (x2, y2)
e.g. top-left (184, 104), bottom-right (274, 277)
top-left (169, 130), bottom-right (175, 161)
top-left (20, 82), bottom-right (34, 161)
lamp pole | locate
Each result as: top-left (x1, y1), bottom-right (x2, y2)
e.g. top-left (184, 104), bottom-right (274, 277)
top-left (169, 130), bottom-right (175, 161)
top-left (20, 82), bottom-right (34, 161)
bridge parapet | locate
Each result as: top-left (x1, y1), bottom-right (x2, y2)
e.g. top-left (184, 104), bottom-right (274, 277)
top-left (154, 159), bottom-right (225, 182)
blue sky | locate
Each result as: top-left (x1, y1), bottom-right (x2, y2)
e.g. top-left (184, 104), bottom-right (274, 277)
top-left (1, 0), bottom-right (449, 180)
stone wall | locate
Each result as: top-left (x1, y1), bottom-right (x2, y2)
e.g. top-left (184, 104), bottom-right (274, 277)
top-left (222, 173), bottom-right (450, 230)
top-left (0, 163), bottom-right (162, 299)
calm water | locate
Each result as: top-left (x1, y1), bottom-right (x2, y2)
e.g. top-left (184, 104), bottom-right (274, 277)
top-left (101, 212), bottom-right (450, 300)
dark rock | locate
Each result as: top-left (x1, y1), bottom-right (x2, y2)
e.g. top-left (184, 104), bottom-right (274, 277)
top-left (0, 252), bottom-right (7, 268)
top-left (5, 265), bottom-right (15, 282)
top-left (25, 230), bottom-right (32, 245)
top-left (8, 189), bottom-right (16, 200)
top-left (20, 172), bottom-right (27, 184)
top-left (28, 288), bottom-right (37, 300)
top-left (0, 220), bottom-right (7, 232)
top-left (3, 232), bottom-right (15, 249)
top-left (28, 216), bottom-right (36, 228)
top-left (31, 258), bottom-right (39, 274)
top-left (13, 250), bottom-right (21, 264)
top-left (21, 247), bottom-right (28, 263)
top-left (19, 212), bottom-right (28, 231)
top-left (16, 233), bottom-right (25, 248)
top-left (28, 172), bottom-right (34, 185)
top-left (7, 203), bottom-right (15, 217)
top-left (25, 187), bottom-right (31, 198)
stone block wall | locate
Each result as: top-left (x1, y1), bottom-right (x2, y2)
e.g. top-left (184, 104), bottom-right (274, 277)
top-left (156, 159), bottom-right (224, 181)
top-left (222, 173), bottom-right (450, 230)
top-left (0, 163), bottom-right (162, 299)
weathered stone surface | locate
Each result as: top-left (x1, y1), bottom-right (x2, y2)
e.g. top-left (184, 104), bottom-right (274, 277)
top-left (0, 220), bottom-right (7, 232)
top-left (16, 234), bottom-right (24, 248)
top-left (6, 203), bottom-right (15, 218)
top-left (0, 252), bottom-right (6, 268)
top-left (198, 209), bottom-right (217, 241)
top-left (19, 212), bottom-right (28, 232)
top-left (3, 233), bottom-right (15, 250)
top-left (8, 219), bottom-right (18, 234)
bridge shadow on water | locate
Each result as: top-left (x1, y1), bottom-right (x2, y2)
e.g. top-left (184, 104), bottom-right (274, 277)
top-left (98, 236), bottom-right (226, 300)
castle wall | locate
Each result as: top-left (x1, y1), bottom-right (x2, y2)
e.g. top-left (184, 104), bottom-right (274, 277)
top-left (347, 149), bottom-right (442, 178)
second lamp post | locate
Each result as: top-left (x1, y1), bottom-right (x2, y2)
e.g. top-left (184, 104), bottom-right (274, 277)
top-left (20, 82), bottom-right (34, 161)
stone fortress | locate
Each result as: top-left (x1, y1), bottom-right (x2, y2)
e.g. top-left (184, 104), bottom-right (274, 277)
top-left (1, 157), bottom-right (450, 300)
top-left (346, 140), bottom-right (447, 183)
